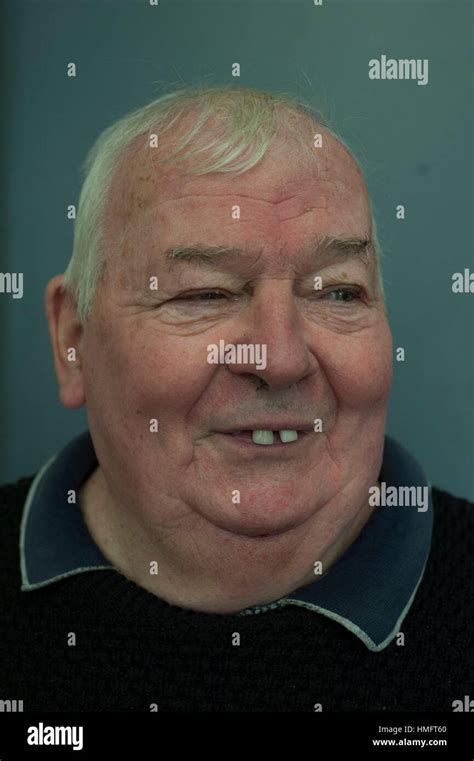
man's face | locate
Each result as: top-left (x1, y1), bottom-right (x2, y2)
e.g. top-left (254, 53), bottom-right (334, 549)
top-left (79, 126), bottom-right (392, 541)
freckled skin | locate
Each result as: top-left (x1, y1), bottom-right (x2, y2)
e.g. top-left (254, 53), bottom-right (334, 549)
top-left (46, 118), bottom-right (393, 613)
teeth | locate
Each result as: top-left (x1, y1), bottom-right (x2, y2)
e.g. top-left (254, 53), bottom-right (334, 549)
top-left (279, 429), bottom-right (298, 443)
top-left (251, 429), bottom-right (299, 445)
top-left (252, 430), bottom-right (274, 445)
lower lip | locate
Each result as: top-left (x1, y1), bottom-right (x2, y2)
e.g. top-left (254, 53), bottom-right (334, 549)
top-left (214, 431), bottom-right (310, 448)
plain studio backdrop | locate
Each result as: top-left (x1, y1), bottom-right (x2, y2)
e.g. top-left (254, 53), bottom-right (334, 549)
top-left (0, 0), bottom-right (472, 500)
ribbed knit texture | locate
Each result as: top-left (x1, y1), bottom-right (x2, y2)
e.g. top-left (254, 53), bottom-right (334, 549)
top-left (1, 476), bottom-right (472, 712)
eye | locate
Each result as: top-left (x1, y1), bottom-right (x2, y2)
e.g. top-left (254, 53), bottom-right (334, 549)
top-left (322, 287), bottom-right (362, 302)
top-left (176, 290), bottom-right (227, 301)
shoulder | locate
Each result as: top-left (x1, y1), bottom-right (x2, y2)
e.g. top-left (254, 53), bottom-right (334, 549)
top-left (0, 475), bottom-right (36, 513)
top-left (429, 485), bottom-right (473, 579)
top-left (0, 475), bottom-right (36, 570)
top-left (431, 485), bottom-right (473, 523)
top-left (0, 476), bottom-right (34, 592)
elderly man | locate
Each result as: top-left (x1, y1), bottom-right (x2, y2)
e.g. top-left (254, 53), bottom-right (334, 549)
top-left (1, 85), bottom-right (472, 713)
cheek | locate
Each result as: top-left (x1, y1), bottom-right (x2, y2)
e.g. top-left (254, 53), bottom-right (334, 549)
top-left (321, 325), bottom-right (393, 410)
top-left (87, 324), bottom-right (215, 417)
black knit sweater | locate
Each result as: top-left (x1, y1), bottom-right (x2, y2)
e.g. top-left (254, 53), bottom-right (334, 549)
top-left (1, 476), bottom-right (473, 712)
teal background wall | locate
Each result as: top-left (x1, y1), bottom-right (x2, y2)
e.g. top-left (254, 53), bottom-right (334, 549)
top-left (1, 0), bottom-right (472, 499)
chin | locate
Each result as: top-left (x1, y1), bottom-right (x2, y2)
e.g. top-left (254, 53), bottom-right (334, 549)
top-left (202, 491), bottom-right (318, 539)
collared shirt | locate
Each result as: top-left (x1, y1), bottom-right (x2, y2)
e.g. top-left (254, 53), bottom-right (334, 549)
top-left (20, 430), bottom-right (433, 652)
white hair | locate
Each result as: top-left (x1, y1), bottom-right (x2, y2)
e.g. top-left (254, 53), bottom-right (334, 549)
top-left (62, 84), bottom-right (385, 323)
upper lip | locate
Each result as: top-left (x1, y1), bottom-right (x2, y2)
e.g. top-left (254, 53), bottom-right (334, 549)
top-left (215, 423), bottom-right (315, 433)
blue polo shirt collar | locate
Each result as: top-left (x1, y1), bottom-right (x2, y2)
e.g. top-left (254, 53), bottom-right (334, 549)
top-left (20, 430), bottom-right (433, 652)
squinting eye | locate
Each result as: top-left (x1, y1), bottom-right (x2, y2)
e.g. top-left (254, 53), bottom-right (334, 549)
top-left (176, 291), bottom-right (226, 301)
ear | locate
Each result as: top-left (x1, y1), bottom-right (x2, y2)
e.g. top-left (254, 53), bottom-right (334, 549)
top-left (44, 274), bottom-right (86, 408)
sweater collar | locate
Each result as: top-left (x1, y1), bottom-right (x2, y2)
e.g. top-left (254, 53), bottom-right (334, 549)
top-left (20, 430), bottom-right (433, 651)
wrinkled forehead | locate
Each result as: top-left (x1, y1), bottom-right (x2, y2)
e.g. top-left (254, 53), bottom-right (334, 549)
top-left (101, 121), bottom-right (371, 267)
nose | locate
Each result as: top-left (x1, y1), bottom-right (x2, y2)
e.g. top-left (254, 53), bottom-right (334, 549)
top-left (224, 280), bottom-right (317, 391)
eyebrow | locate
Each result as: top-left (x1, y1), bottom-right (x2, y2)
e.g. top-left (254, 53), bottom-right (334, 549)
top-left (165, 235), bottom-right (374, 269)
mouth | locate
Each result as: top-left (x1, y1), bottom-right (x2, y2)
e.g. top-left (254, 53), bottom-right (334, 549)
top-left (214, 427), bottom-right (313, 447)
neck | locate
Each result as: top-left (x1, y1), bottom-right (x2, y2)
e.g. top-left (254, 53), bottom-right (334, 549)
top-left (79, 468), bottom-right (377, 614)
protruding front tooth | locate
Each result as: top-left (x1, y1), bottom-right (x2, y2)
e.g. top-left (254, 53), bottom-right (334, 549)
top-left (279, 430), bottom-right (298, 443)
top-left (252, 429), bottom-right (274, 445)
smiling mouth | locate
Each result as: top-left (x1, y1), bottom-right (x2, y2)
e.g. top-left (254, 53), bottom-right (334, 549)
top-left (216, 429), bottom-right (310, 447)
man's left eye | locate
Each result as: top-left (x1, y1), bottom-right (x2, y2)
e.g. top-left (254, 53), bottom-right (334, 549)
top-left (323, 288), bottom-right (361, 302)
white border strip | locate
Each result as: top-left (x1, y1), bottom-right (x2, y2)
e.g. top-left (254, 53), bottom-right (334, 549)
top-left (20, 452), bottom-right (113, 591)
top-left (20, 453), bottom-right (58, 589)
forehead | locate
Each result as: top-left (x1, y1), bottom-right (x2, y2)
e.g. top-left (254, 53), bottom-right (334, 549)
top-left (102, 125), bottom-right (371, 266)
